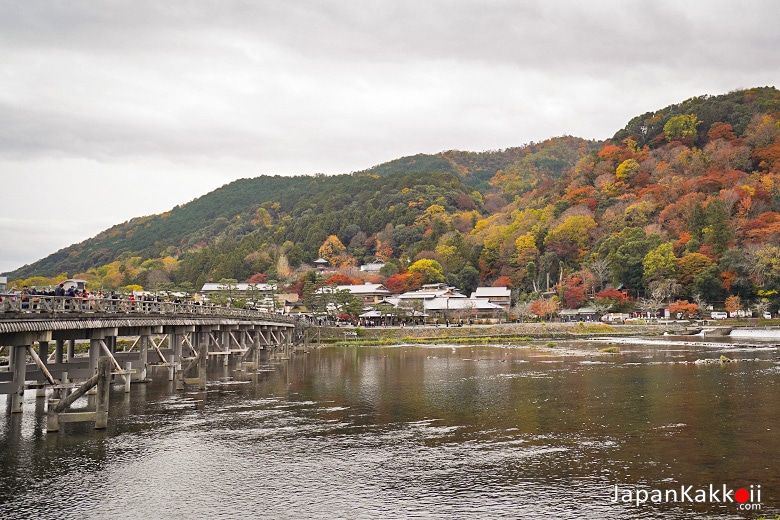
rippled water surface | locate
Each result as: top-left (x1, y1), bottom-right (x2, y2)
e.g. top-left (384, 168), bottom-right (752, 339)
top-left (1, 339), bottom-right (779, 519)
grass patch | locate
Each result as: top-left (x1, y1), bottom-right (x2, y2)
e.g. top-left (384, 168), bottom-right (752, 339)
top-left (599, 346), bottom-right (619, 353)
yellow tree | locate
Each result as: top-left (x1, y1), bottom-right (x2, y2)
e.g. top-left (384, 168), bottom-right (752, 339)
top-left (408, 259), bottom-right (445, 284)
top-left (318, 235), bottom-right (355, 267)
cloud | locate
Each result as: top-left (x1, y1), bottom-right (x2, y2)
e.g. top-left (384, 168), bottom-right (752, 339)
top-left (1, 0), bottom-right (779, 273)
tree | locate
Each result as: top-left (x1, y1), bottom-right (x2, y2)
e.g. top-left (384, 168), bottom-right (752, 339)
top-left (647, 278), bottom-right (682, 303)
top-left (669, 299), bottom-right (699, 319)
top-left (588, 258), bottom-right (611, 292)
top-left (248, 272), bottom-right (268, 284)
top-left (725, 295), bottom-right (741, 315)
top-left (530, 297), bottom-right (560, 320)
top-left (677, 253), bottom-right (713, 293)
top-left (703, 199), bottom-right (733, 257)
top-left (408, 259), bottom-right (445, 284)
top-left (643, 243), bottom-right (677, 285)
top-left (593, 288), bottom-right (631, 313)
top-left (385, 271), bottom-right (424, 294)
top-left (598, 227), bottom-right (661, 292)
top-left (319, 235), bottom-right (351, 267)
top-left (615, 158), bottom-right (640, 182)
top-left (664, 114), bottom-right (701, 143)
top-left (492, 275), bottom-right (513, 288)
top-left (691, 264), bottom-right (725, 303)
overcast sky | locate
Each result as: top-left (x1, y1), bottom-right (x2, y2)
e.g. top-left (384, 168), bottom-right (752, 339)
top-left (1, 1), bottom-right (779, 275)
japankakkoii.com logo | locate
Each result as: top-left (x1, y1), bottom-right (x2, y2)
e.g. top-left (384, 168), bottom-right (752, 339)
top-left (611, 484), bottom-right (762, 511)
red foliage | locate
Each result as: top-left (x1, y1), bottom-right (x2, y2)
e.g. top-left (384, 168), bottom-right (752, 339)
top-left (696, 244), bottom-right (717, 261)
top-left (563, 286), bottom-right (586, 309)
top-left (285, 278), bottom-right (306, 298)
top-left (247, 273), bottom-right (267, 284)
top-left (492, 276), bottom-right (513, 288)
top-left (708, 122), bottom-right (737, 141)
top-left (722, 169), bottom-right (749, 187)
top-left (454, 193), bottom-right (477, 211)
top-left (597, 144), bottom-right (624, 162)
top-left (673, 231), bottom-right (692, 256)
top-left (384, 271), bottom-right (424, 294)
top-left (629, 172), bottom-right (651, 188)
top-left (325, 273), bottom-right (362, 286)
top-left (595, 288), bottom-right (628, 301)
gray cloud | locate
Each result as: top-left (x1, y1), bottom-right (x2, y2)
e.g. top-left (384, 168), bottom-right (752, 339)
top-left (1, 0), bottom-right (779, 273)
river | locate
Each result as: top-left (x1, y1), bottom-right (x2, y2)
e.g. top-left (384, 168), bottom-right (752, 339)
top-left (1, 337), bottom-right (779, 519)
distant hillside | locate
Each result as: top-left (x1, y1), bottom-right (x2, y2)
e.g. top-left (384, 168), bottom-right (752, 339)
top-left (8, 137), bottom-right (595, 281)
top-left (8, 86), bottom-right (780, 312)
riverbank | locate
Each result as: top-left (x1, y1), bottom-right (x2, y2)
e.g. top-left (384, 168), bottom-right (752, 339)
top-left (311, 321), bottom-right (690, 346)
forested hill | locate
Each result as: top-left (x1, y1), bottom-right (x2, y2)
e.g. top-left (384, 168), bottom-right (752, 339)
top-left (8, 86), bottom-right (780, 311)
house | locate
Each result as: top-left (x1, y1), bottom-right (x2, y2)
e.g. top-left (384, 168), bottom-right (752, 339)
top-left (423, 297), bottom-right (503, 319)
top-left (559, 306), bottom-right (599, 322)
top-left (388, 284), bottom-right (503, 320)
top-left (471, 286), bottom-right (512, 311)
top-left (396, 283), bottom-right (466, 301)
top-left (359, 259), bottom-right (386, 273)
top-left (200, 282), bottom-right (279, 309)
top-left (317, 282), bottom-right (392, 304)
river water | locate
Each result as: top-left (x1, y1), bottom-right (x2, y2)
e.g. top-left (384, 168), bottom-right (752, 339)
top-left (1, 337), bottom-right (779, 519)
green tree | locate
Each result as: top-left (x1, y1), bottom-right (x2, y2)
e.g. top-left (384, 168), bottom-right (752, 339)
top-left (643, 243), bottom-right (678, 285)
top-left (598, 227), bottom-right (662, 292)
top-left (703, 199), bottom-right (732, 256)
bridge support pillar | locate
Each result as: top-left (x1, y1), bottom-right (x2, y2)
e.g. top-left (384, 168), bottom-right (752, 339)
top-left (221, 330), bottom-right (230, 366)
top-left (138, 335), bottom-right (149, 381)
top-left (54, 339), bottom-right (64, 364)
top-left (198, 343), bottom-right (208, 390)
top-left (10, 345), bottom-right (27, 413)
top-left (67, 339), bottom-right (76, 363)
top-left (36, 340), bottom-right (49, 398)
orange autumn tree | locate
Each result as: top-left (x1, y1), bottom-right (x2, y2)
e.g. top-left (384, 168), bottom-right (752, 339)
top-left (669, 300), bottom-right (699, 318)
top-left (725, 295), bottom-right (741, 315)
top-left (530, 297), bottom-right (561, 320)
top-left (318, 235), bottom-right (355, 268)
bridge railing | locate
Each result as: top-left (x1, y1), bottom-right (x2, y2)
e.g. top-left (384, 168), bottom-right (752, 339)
top-left (0, 293), bottom-right (295, 323)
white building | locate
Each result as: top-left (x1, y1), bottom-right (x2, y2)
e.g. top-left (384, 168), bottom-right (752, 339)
top-left (387, 283), bottom-right (503, 320)
top-left (471, 286), bottom-right (512, 311)
top-left (316, 282), bottom-right (392, 304)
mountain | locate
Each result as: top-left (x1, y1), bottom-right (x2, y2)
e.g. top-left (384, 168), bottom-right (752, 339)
top-left (8, 86), bottom-right (780, 310)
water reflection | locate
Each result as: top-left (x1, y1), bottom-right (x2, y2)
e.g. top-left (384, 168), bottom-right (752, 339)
top-left (1, 340), bottom-right (778, 519)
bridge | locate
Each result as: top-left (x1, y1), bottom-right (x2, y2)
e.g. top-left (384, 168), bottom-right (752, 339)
top-left (0, 294), bottom-right (301, 430)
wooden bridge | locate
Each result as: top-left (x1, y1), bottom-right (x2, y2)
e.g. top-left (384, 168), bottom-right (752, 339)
top-left (0, 294), bottom-right (301, 431)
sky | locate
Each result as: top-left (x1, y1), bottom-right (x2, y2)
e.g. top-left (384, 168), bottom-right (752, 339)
top-left (1, 0), bottom-right (779, 275)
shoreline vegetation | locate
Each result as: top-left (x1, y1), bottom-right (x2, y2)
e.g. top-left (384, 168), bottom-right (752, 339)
top-left (315, 321), bottom-right (689, 347)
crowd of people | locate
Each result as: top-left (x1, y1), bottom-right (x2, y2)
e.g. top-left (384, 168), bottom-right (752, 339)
top-left (1, 284), bottom-right (206, 312)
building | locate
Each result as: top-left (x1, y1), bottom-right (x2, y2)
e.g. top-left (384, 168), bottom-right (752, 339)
top-left (316, 282), bottom-right (392, 305)
top-left (200, 282), bottom-right (279, 310)
top-left (396, 283), bottom-right (466, 301)
top-left (423, 297), bottom-right (503, 319)
top-left (359, 259), bottom-right (386, 273)
top-left (387, 284), bottom-right (503, 321)
top-left (471, 286), bottom-right (512, 311)
top-left (0, 276), bottom-right (7, 292)
top-left (559, 306), bottom-right (599, 322)
top-left (313, 258), bottom-right (330, 271)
